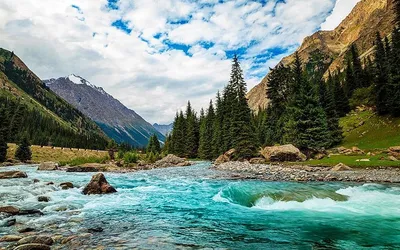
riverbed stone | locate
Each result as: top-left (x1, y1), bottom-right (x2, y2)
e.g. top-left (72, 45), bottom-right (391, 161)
top-left (14, 243), bottom-right (51, 250)
top-left (5, 218), bottom-right (16, 226)
top-left (60, 182), bottom-right (74, 190)
top-left (17, 235), bottom-right (53, 246)
top-left (38, 196), bottom-right (50, 202)
top-left (154, 154), bottom-right (188, 168)
top-left (261, 144), bottom-right (306, 162)
top-left (331, 163), bottom-right (352, 171)
top-left (0, 171), bottom-right (27, 179)
top-left (249, 158), bottom-right (267, 164)
top-left (66, 165), bottom-right (100, 172)
top-left (18, 227), bottom-right (35, 233)
top-left (82, 173), bottom-right (117, 195)
top-left (0, 205), bottom-right (20, 215)
top-left (0, 235), bottom-right (22, 242)
top-left (38, 162), bottom-right (59, 171)
top-left (215, 149), bottom-right (236, 165)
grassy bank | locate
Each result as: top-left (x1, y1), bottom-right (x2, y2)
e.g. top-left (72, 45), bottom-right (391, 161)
top-left (6, 143), bottom-right (108, 163)
top-left (340, 110), bottom-right (400, 150)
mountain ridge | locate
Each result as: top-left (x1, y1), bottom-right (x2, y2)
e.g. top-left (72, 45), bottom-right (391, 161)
top-left (45, 75), bottom-right (165, 147)
top-left (247, 0), bottom-right (395, 111)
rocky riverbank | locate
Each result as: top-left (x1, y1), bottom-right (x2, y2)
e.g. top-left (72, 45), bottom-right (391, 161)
top-left (212, 161), bottom-right (400, 183)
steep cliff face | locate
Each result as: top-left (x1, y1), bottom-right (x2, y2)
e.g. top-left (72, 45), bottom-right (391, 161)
top-left (247, 0), bottom-right (395, 111)
top-left (45, 75), bottom-right (165, 147)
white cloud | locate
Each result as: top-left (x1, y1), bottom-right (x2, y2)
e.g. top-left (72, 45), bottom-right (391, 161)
top-left (0, 0), bottom-right (344, 124)
top-left (321, 0), bottom-right (361, 30)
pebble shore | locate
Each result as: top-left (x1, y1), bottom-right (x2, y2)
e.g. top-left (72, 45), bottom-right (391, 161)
top-left (212, 161), bottom-right (400, 183)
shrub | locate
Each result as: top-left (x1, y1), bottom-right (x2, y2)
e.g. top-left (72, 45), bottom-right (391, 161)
top-left (59, 156), bottom-right (109, 166)
top-left (349, 86), bottom-right (375, 110)
top-left (124, 152), bottom-right (139, 164)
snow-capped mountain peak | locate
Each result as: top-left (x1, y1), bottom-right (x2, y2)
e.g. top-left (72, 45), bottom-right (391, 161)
top-left (66, 74), bottom-right (109, 96)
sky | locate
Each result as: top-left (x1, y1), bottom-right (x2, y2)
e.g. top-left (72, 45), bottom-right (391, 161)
top-left (0, 0), bottom-right (360, 124)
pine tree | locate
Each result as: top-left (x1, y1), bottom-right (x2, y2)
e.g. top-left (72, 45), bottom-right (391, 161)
top-left (15, 136), bottom-right (32, 162)
top-left (198, 101), bottom-right (215, 159)
top-left (147, 134), bottom-right (161, 154)
top-left (185, 101), bottom-right (199, 158)
top-left (374, 32), bottom-right (390, 115)
top-left (350, 44), bottom-right (367, 88)
top-left (345, 57), bottom-right (356, 96)
top-left (332, 71), bottom-right (350, 117)
top-left (229, 55), bottom-right (256, 159)
top-left (212, 91), bottom-right (224, 157)
top-left (390, 25), bottom-right (400, 116)
top-left (284, 53), bottom-right (331, 151)
top-left (264, 64), bottom-right (292, 145)
top-left (0, 132), bottom-right (7, 163)
top-left (325, 80), bottom-right (343, 146)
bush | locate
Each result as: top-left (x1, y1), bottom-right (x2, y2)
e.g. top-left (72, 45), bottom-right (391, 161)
top-left (124, 152), bottom-right (139, 164)
top-left (146, 152), bottom-right (160, 163)
top-left (15, 137), bottom-right (32, 162)
top-left (59, 156), bottom-right (109, 166)
top-left (349, 87), bottom-right (375, 110)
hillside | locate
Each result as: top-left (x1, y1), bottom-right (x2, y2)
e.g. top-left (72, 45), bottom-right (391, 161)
top-left (0, 48), bottom-right (109, 149)
top-left (45, 75), bottom-right (165, 147)
top-left (247, 0), bottom-right (395, 111)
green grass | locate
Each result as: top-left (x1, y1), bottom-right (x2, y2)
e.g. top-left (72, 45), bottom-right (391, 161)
top-left (59, 156), bottom-right (109, 166)
top-left (340, 110), bottom-right (400, 150)
top-left (304, 154), bottom-right (400, 168)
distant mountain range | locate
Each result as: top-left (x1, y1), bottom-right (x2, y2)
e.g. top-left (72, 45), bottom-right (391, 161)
top-left (153, 123), bottom-right (173, 136)
top-left (44, 75), bottom-right (165, 147)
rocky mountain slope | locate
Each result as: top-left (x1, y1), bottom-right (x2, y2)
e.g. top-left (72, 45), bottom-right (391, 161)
top-left (247, 0), bottom-right (395, 111)
top-left (0, 48), bottom-right (109, 149)
top-left (45, 75), bottom-right (165, 147)
top-left (153, 123), bottom-right (173, 136)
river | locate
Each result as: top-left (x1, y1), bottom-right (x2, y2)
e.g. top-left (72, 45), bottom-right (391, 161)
top-left (1, 162), bottom-right (400, 249)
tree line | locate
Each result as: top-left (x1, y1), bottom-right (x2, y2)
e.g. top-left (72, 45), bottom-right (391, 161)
top-left (163, 1), bottom-right (400, 160)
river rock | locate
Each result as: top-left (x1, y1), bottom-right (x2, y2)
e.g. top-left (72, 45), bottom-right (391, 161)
top-left (17, 235), bottom-right (53, 246)
top-left (389, 146), bottom-right (400, 159)
top-left (331, 163), bottom-right (352, 171)
top-left (82, 173), bottom-right (117, 195)
top-left (215, 149), bottom-right (236, 165)
top-left (14, 243), bottom-right (51, 250)
top-left (18, 227), bottom-right (35, 233)
top-left (351, 147), bottom-right (365, 154)
top-left (38, 196), bottom-right (50, 202)
top-left (261, 144), bottom-right (306, 162)
top-left (60, 182), bottom-right (74, 190)
top-left (0, 235), bottom-right (23, 242)
top-left (66, 165), bottom-right (99, 172)
top-left (0, 171), bottom-right (27, 179)
top-left (38, 162), bottom-right (59, 171)
top-left (389, 156), bottom-right (399, 161)
top-left (249, 158), bottom-right (266, 164)
top-left (154, 154), bottom-right (189, 168)
top-left (0, 205), bottom-right (20, 215)
top-left (18, 209), bottom-right (43, 216)
top-left (5, 218), bottom-right (16, 226)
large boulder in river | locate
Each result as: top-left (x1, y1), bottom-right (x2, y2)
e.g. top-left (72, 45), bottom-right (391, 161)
top-left (14, 244), bottom-right (50, 250)
top-left (38, 162), bottom-right (58, 171)
top-left (82, 173), bottom-right (117, 195)
top-left (154, 154), bottom-right (190, 168)
top-left (17, 235), bottom-right (54, 246)
top-left (0, 206), bottom-right (20, 215)
top-left (261, 144), bottom-right (306, 162)
top-left (214, 149), bottom-right (236, 165)
top-left (0, 171), bottom-right (27, 179)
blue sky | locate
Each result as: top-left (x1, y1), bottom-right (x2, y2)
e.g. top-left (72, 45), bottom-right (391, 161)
top-left (0, 0), bottom-right (360, 124)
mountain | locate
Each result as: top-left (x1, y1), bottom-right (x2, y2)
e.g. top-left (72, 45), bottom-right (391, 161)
top-left (45, 75), bottom-right (165, 148)
top-left (0, 48), bottom-right (109, 149)
top-left (247, 0), bottom-right (395, 111)
top-left (153, 123), bottom-right (173, 136)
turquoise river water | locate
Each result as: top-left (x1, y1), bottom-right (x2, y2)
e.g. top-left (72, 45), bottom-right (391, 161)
top-left (1, 162), bottom-right (400, 249)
